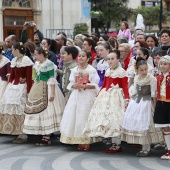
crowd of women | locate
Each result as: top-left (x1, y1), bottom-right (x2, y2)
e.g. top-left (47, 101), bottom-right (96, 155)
top-left (0, 21), bottom-right (170, 160)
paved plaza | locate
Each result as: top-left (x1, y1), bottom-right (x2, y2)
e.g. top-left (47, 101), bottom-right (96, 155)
top-left (0, 135), bottom-right (169, 170)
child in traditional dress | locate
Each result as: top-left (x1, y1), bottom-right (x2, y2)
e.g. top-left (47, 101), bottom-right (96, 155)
top-left (122, 57), bottom-right (161, 156)
top-left (128, 47), bottom-right (154, 89)
top-left (97, 42), bottom-right (110, 87)
top-left (60, 51), bottom-right (100, 151)
top-left (56, 46), bottom-right (78, 101)
top-left (154, 55), bottom-right (170, 160)
top-left (24, 47), bottom-right (65, 145)
top-left (0, 43), bottom-right (11, 100)
top-left (83, 50), bottom-right (129, 153)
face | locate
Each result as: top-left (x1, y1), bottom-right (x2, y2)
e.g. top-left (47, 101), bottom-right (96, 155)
top-left (154, 55), bottom-right (160, 67)
top-left (34, 33), bottom-right (40, 43)
top-left (5, 37), bottom-right (13, 48)
top-left (11, 46), bottom-right (19, 57)
top-left (160, 33), bottom-right (170, 45)
top-left (99, 37), bottom-right (105, 42)
top-left (120, 23), bottom-right (126, 30)
top-left (41, 39), bottom-right (50, 49)
top-left (55, 35), bottom-right (63, 46)
top-left (107, 53), bottom-right (119, 68)
top-left (34, 50), bottom-right (42, 61)
top-left (82, 41), bottom-right (91, 52)
top-left (146, 37), bottom-right (155, 48)
top-left (135, 30), bottom-right (143, 38)
top-left (78, 51), bottom-right (89, 65)
top-left (119, 46), bottom-right (127, 58)
top-left (60, 50), bottom-right (72, 62)
top-left (66, 41), bottom-right (73, 46)
top-left (159, 61), bottom-right (170, 73)
top-left (137, 64), bottom-right (148, 77)
top-left (134, 42), bottom-right (141, 53)
top-left (98, 45), bottom-right (109, 58)
top-left (136, 34), bottom-right (145, 41)
top-left (136, 49), bottom-right (147, 60)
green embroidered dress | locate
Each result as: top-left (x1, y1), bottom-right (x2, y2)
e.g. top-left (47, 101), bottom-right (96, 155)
top-left (24, 59), bottom-right (65, 135)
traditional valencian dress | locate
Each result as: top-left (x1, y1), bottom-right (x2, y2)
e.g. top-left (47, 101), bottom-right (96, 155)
top-left (23, 59), bottom-right (65, 135)
top-left (97, 58), bottom-right (109, 87)
top-left (122, 74), bottom-right (163, 145)
top-left (0, 56), bottom-right (33, 134)
top-left (0, 56), bottom-right (11, 100)
top-left (60, 64), bottom-right (100, 144)
top-left (83, 66), bottom-right (129, 138)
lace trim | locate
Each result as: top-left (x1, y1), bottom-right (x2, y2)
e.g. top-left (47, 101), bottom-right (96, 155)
top-left (0, 56), bottom-right (10, 68)
top-left (105, 67), bottom-right (127, 78)
top-left (97, 59), bottom-right (109, 71)
top-left (36, 60), bottom-right (54, 74)
top-left (11, 56), bottom-right (33, 68)
top-left (134, 74), bottom-right (156, 86)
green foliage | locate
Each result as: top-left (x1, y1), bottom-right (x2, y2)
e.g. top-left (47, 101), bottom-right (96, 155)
top-left (73, 23), bottom-right (88, 37)
top-left (90, 0), bottom-right (132, 33)
top-left (133, 6), bottom-right (168, 30)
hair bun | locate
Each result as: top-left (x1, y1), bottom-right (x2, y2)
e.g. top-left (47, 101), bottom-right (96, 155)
top-left (136, 57), bottom-right (145, 63)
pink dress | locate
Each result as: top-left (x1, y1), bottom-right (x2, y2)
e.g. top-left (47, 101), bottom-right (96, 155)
top-left (117, 29), bottom-right (131, 41)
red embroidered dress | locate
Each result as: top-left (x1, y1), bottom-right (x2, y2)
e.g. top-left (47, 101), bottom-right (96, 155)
top-left (0, 56), bottom-right (33, 135)
top-left (83, 66), bottom-right (129, 138)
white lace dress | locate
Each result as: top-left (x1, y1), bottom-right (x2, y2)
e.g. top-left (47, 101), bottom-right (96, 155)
top-left (60, 65), bottom-right (100, 144)
top-left (122, 74), bottom-right (163, 145)
top-left (83, 66), bottom-right (129, 138)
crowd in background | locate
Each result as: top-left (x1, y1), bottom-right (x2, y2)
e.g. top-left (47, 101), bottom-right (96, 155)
top-left (0, 20), bottom-right (170, 160)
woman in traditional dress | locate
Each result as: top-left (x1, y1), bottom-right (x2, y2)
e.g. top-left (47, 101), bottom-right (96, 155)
top-left (0, 42), bottom-right (33, 143)
top-left (24, 47), bottom-right (65, 145)
top-left (0, 43), bottom-right (11, 100)
top-left (60, 50), bottom-right (100, 151)
top-left (83, 50), bottom-right (129, 153)
top-left (122, 57), bottom-right (162, 156)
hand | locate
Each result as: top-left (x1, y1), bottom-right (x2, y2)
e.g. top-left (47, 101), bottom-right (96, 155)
top-left (32, 22), bottom-right (37, 31)
top-left (73, 83), bottom-right (84, 89)
top-left (23, 22), bottom-right (29, 30)
top-left (49, 94), bottom-right (54, 102)
top-left (124, 100), bottom-right (129, 111)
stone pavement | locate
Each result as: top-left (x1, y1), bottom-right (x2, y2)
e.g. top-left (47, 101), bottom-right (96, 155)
top-left (0, 135), bottom-right (169, 170)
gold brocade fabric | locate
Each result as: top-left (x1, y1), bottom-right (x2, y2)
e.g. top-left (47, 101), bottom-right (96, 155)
top-left (24, 81), bottom-right (48, 114)
top-left (0, 114), bottom-right (25, 135)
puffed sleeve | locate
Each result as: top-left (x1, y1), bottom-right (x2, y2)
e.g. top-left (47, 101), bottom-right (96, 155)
top-left (150, 76), bottom-right (157, 98)
top-left (47, 77), bottom-right (58, 85)
top-left (67, 68), bottom-right (76, 91)
top-left (26, 65), bottom-right (33, 93)
top-left (120, 76), bottom-right (129, 99)
top-left (87, 69), bottom-right (100, 91)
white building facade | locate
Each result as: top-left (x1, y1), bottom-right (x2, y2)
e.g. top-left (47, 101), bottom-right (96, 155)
top-left (0, 0), bottom-right (91, 41)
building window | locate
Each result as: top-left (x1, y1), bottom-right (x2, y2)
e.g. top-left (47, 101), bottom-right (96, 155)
top-left (4, 16), bottom-right (26, 26)
top-left (3, 0), bottom-right (31, 8)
